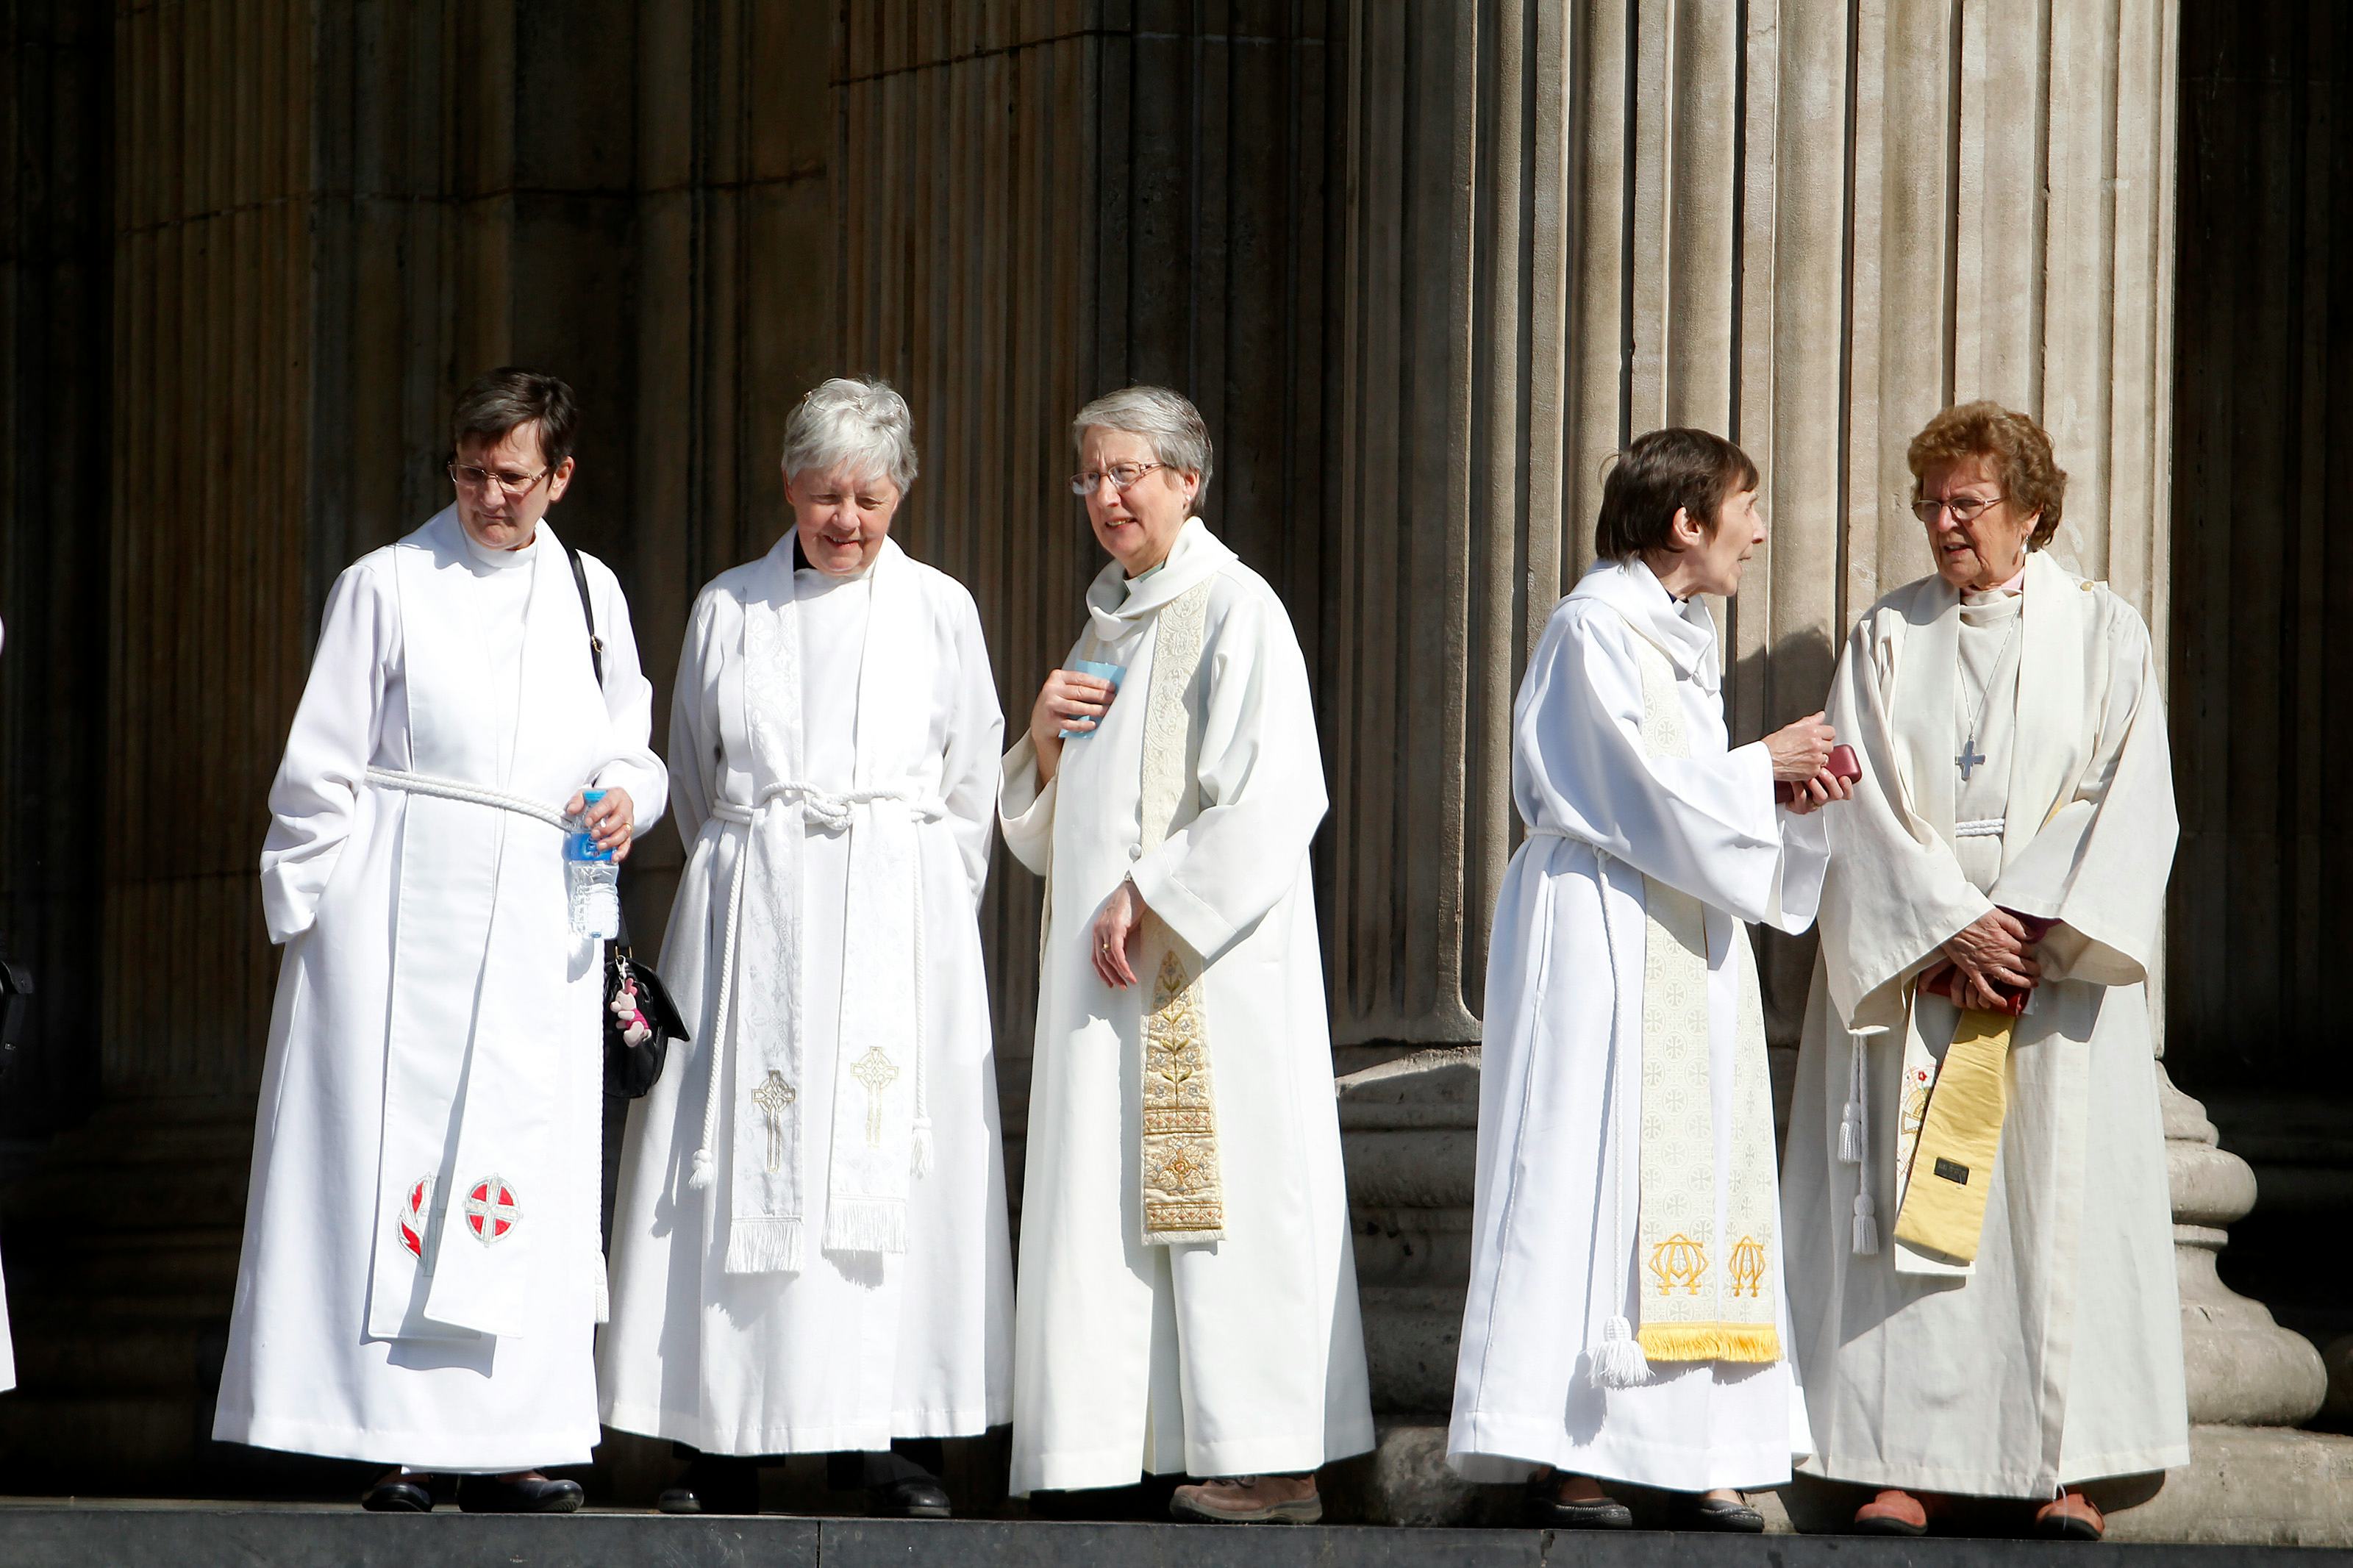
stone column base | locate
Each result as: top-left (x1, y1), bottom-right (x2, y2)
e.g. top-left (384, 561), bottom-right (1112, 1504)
top-left (1341, 1422), bottom-right (2353, 1544)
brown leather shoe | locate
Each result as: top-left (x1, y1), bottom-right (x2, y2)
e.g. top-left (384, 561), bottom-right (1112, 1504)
top-left (1168, 1474), bottom-right (1322, 1524)
top-left (1853, 1488), bottom-right (1934, 1535)
top-left (2035, 1489), bottom-right (2105, 1541)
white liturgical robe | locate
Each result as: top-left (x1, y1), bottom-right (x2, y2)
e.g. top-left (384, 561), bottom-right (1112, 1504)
top-left (600, 535), bottom-right (1013, 1454)
top-left (1785, 549), bottom-right (2188, 1497)
top-left (998, 519), bottom-right (1373, 1495)
top-left (215, 510), bottom-right (666, 1471)
top-left (1448, 558), bottom-right (1828, 1492)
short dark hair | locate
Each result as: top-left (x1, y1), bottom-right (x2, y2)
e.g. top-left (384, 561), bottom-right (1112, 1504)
top-left (450, 367), bottom-right (579, 470)
top-left (1592, 427), bottom-right (1760, 562)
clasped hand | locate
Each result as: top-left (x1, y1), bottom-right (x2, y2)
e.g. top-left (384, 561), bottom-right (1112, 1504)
top-left (1764, 711), bottom-right (1854, 816)
top-left (1931, 908), bottom-right (2042, 1011)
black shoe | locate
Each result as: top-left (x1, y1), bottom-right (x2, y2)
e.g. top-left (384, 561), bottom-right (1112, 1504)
top-left (657, 1458), bottom-right (760, 1517)
top-left (456, 1474), bottom-right (585, 1514)
top-left (361, 1477), bottom-right (434, 1513)
top-left (1527, 1493), bottom-right (1634, 1530)
top-left (874, 1475), bottom-right (953, 1519)
top-left (1690, 1494), bottom-right (1765, 1533)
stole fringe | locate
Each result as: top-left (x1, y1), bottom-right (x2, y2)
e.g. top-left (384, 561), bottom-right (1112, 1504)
top-left (1590, 1315), bottom-right (1652, 1389)
top-left (1852, 1192), bottom-right (1881, 1256)
top-left (1635, 1321), bottom-right (1784, 1365)
top-left (723, 1215), bottom-right (805, 1275)
top-left (821, 1198), bottom-right (910, 1256)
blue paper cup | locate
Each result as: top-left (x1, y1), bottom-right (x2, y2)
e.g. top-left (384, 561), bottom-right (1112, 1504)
top-left (1058, 658), bottom-right (1124, 739)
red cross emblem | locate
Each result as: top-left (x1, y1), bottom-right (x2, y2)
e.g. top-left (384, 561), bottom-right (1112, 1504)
top-left (398, 1176), bottom-right (432, 1259)
top-left (465, 1176), bottom-right (521, 1245)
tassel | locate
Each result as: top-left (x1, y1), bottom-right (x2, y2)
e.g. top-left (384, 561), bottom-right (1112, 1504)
top-left (1838, 1099), bottom-right (1863, 1164)
top-left (1852, 1192), bottom-right (1880, 1256)
top-left (689, 1147), bottom-right (716, 1192)
top-left (1590, 1315), bottom-right (1652, 1389)
top-left (910, 1117), bottom-right (935, 1180)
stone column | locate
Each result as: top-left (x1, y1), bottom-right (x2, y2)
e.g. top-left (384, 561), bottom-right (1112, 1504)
top-left (1332, 0), bottom-right (2343, 1535)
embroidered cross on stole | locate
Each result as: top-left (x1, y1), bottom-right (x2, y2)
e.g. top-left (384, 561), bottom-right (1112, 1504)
top-left (1135, 581), bottom-right (1227, 1245)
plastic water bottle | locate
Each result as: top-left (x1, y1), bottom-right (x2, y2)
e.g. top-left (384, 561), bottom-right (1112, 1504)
top-left (566, 788), bottom-right (621, 940)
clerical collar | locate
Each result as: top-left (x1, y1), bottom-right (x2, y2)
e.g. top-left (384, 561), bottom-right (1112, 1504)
top-left (460, 524), bottom-right (538, 570)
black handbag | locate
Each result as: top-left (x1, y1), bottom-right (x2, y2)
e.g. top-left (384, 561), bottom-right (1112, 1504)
top-left (563, 542), bottom-right (689, 1098)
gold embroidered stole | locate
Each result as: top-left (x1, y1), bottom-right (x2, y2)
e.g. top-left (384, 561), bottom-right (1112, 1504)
top-left (1627, 638), bottom-right (1781, 1364)
top-left (1135, 581), bottom-right (1226, 1245)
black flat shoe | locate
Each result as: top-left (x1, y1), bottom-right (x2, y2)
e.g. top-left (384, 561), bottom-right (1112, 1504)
top-left (360, 1478), bottom-right (433, 1513)
top-left (1690, 1496), bottom-right (1765, 1533)
top-left (657, 1465), bottom-right (760, 1516)
top-left (1527, 1494), bottom-right (1634, 1530)
top-left (456, 1474), bottom-right (585, 1514)
top-left (874, 1474), bottom-right (952, 1519)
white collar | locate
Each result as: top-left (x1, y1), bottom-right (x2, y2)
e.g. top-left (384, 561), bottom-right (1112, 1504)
top-left (1568, 555), bottom-right (1723, 693)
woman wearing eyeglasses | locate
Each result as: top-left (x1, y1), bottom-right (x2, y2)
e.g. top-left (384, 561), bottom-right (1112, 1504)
top-left (1782, 403), bottom-right (2185, 1540)
top-left (997, 386), bottom-right (1373, 1522)
top-left (215, 368), bottom-right (667, 1511)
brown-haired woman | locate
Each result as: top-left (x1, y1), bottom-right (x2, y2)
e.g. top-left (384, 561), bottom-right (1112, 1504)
top-left (1783, 402), bottom-right (2185, 1540)
top-left (1447, 428), bottom-right (1853, 1530)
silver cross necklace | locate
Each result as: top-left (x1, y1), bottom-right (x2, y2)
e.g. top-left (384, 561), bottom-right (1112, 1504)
top-left (1956, 606), bottom-right (2024, 782)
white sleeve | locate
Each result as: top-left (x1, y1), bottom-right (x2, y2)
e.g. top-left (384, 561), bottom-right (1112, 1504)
top-left (585, 564), bottom-right (668, 832)
top-left (938, 590), bottom-right (1005, 903)
top-left (258, 564), bottom-right (393, 944)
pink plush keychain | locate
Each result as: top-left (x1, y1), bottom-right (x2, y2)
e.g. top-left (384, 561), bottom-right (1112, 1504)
top-left (610, 978), bottom-right (654, 1046)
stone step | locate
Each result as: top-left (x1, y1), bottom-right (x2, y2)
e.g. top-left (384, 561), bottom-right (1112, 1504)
top-left (0, 1507), bottom-right (2339, 1568)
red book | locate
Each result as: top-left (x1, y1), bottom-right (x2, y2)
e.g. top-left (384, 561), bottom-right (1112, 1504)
top-left (1776, 742), bottom-right (1861, 803)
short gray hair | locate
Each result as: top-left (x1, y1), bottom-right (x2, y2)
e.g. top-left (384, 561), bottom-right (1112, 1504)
top-left (1071, 384), bottom-right (1214, 504)
top-left (781, 376), bottom-right (919, 491)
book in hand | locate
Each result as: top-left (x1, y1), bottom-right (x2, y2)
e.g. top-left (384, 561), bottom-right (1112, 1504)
top-left (1775, 742), bottom-right (1861, 804)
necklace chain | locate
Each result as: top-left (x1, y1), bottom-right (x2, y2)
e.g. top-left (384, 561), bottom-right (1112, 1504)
top-left (1958, 608), bottom-right (2024, 778)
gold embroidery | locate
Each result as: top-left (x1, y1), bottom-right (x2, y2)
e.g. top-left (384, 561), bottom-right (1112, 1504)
top-left (1728, 1235), bottom-right (1768, 1298)
top-left (1649, 1233), bottom-right (1708, 1297)
top-left (1141, 942), bottom-right (1224, 1239)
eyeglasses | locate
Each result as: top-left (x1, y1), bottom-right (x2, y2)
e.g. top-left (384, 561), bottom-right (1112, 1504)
top-left (449, 461), bottom-right (551, 499)
top-left (1068, 461), bottom-right (1166, 497)
top-left (1911, 493), bottom-right (2005, 525)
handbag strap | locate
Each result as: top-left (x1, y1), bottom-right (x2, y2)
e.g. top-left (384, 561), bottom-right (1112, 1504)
top-left (563, 539), bottom-right (605, 685)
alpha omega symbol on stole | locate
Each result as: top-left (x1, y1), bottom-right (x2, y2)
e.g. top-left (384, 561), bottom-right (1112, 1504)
top-left (849, 1046), bottom-right (900, 1148)
top-left (1649, 1233), bottom-right (1709, 1297)
top-left (464, 1175), bottom-right (521, 1245)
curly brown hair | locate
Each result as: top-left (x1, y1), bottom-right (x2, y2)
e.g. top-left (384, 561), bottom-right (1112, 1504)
top-left (1905, 401), bottom-right (2066, 551)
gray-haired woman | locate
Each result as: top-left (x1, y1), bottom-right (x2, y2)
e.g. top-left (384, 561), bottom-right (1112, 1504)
top-left (600, 377), bottom-right (1013, 1517)
top-left (999, 385), bottom-right (1374, 1521)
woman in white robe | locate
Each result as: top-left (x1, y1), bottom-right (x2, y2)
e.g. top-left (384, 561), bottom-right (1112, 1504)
top-left (1000, 385), bottom-right (1374, 1524)
top-left (1783, 402), bottom-right (2186, 1542)
top-left (214, 370), bottom-right (666, 1511)
top-left (600, 378), bottom-right (1012, 1519)
top-left (1448, 429), bottom-right (1849, 1529)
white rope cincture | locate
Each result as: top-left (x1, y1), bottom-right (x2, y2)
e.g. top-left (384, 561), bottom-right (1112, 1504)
top-left (1953, 817), bottom-right (2004, 838)
top-left (1847, 1028), bottom-right (1881, 1256)
top-left (692, 784), bottom-right (946, 1196)
top-left (364, 766), bottom-right (571, 831)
